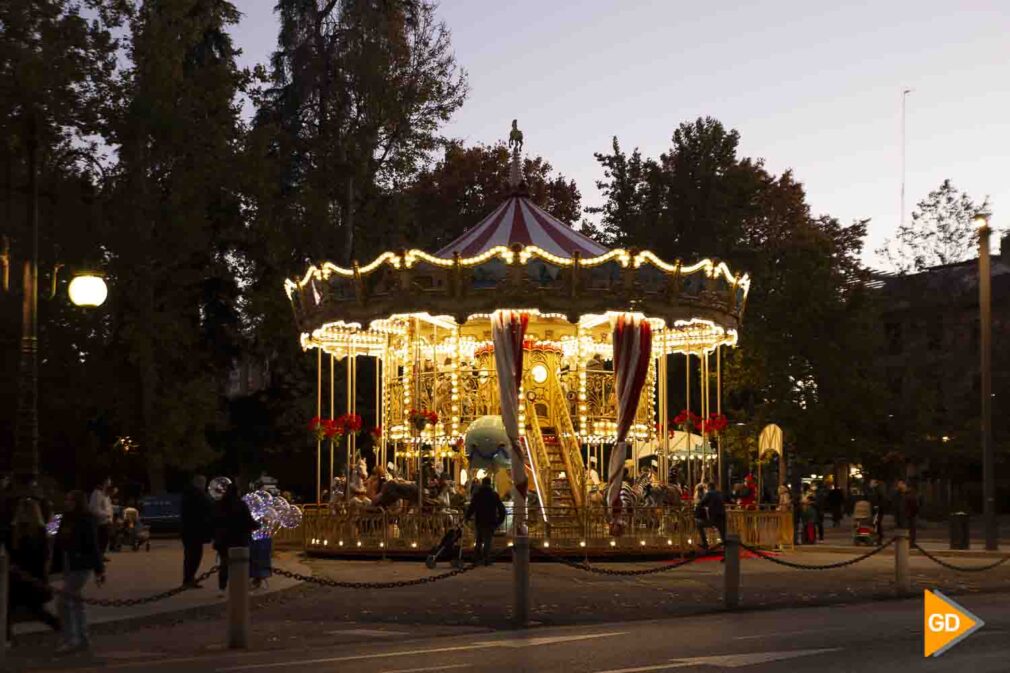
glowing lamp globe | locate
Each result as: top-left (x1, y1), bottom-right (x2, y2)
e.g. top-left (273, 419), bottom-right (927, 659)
top-left (68, 273), bottom-right (108, 307)
top-left (531, 363), bottom-right (549, 384)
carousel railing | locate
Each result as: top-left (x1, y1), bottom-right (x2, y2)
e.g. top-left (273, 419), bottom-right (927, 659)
top-left (726, 507), bottom-right (794, 550)
top-left (274, 504), bottom-right (794, 552)
top-left (523, 401), bottom-right (555, 511)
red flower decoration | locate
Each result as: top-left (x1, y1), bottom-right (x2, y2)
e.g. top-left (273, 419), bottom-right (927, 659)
top-left (700, 413), bottom-right (729, 435)
top-left (673, 410), bottom-right (701, 429)
top-left (370, 426), bottom-right (382, 442)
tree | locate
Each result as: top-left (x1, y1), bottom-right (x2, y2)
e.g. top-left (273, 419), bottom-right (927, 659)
top-left (103, 0), bottom-right (246, 492)
top-left (878, 179), bottom-right (989, 273)
top-left (592, 118), bottom-right (887, 466)
top-left (0, 0), bottom-right (127, 479)
top-left (255, 0), bottom-right (467, 265)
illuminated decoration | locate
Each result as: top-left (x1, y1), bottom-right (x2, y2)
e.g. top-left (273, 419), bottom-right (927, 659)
top-left (285, 125), bottom-right (752, 542)
top-left (68, 272), bottom-right (108, 307)
top-left (243, 489), bottom-right (302, 540)
top-left (207, 476), bottom-right (232, 501)
top-left (46, 514), bottom-right (62, 537)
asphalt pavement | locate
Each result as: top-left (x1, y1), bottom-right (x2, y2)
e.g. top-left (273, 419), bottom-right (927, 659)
top-left (29, 592), bottom-right (1010, 673)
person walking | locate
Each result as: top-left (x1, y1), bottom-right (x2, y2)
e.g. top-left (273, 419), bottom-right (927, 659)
top-left (52, 490), bottom-right (106, 654)
top-left (694, 482), bottom-right (726, 550)
top-left (88, 477), bottom-right (114, 561)
top-left (212, 482), bottom-right (259, 597)
top-left (181, 475), bottom-right (213, 588)
top-left (6, 498), bottom-right (60, 643)
top-left (464, 476), bottom-right (506, 565)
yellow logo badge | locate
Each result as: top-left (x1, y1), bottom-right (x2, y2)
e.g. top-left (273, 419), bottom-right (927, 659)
top-left (924, 589), bottom-right (984, 657)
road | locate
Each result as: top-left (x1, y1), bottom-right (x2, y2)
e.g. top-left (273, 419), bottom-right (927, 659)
top-left (46, 591), bottom-right (1009, 673)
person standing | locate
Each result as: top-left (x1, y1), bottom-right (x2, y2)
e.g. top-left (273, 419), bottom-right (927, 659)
top-left (904, 483), bottom-right (920, 544)
top-left (212, 483), bottom-right (259, 597)
top-left (827, 484), bottom-right (845, 528)
top-left (695, 482), bottom-right (726, 550)
top-left (181, 475), bottom-right (213, 588)
top-left (813, 482), bottom-right (828, 541)
top-left (464, 476), bottom-right (506, 566)
top-left (52, 490), bottom-right (106, 654)
top-left (7, 498), bottom-right (60, 643)
top-left (893, 480), bottom-right (910, 531)
top-left (88, 477), bottom-right (113, 561)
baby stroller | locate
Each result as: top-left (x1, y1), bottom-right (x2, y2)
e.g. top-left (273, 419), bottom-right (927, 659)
top-left (425, 525), bottom-right (464, 569)
top-left (851, 500), bottom-right (875, 545)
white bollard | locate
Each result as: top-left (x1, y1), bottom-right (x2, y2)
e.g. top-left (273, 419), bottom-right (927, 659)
top-left (723, 534), bottom-right (740, 609)
top-left (227, 547), bottom-right (251, 649)
top-left (894, 529), bottom-right (911, 595)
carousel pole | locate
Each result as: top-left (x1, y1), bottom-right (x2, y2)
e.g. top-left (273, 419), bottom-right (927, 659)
top-left (717, 346), bottom-right (723, 492)
top-left (316, 348), bottom-right (322, 505)
top-left (345, 347), bottom-right (352, 502)
top-left (329, 353), bottom-right (335, 493)
top-left (375, 354), bottom-right (382, 471)
top-left (702, 350), bottom-right (709, 483)
top-left (685, 351), bottom-right (692, 489)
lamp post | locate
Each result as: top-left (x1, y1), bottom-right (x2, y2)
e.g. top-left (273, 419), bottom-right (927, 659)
top-left (974, 211), bottom-right (997, 551)
top-left (2, 118), bottom-right (109, 489)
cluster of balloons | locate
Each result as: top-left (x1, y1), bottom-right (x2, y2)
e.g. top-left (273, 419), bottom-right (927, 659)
top-left (207, 476), bottom-right (302, 541)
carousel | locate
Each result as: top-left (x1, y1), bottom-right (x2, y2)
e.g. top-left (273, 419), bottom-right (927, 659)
top-left (280, 125), bottom-right (788, 556)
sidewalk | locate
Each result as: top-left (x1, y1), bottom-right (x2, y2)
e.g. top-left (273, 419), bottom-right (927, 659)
top-left (793, 513), bottom-right (1010, 557)
top-left (11, 539), bottom-right (309, 636)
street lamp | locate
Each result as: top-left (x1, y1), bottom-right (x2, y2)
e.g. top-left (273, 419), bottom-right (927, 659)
top-left (67, 272), bottom-right (108, 307)
top-left (2, 117), bottom-right (110, 489)
top-left (973, 211), bottom-right (997, 551)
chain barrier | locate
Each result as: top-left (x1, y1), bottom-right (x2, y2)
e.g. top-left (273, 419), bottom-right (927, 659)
top-left (272, 562), bottom-right (478, 589)
top-left (533, 545), bottom-right (724, 576)
top-left (740, 538), bottom-right (895, 570)
top-left (10, 564), bottom-right (219, 607)
top-left (912, 543), bottom-right (1010, 573)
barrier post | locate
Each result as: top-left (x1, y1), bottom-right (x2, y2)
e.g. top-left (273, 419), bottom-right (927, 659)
top-left (227, 547), bottom-right (251, 649)
top-left (0, 547), bottom-right (8, 665)
top-left (513, 535), bottom-right (530, 627)
top-left (723, 533), bottom-right (740, 609)
top-left (894, 530), bottom-right (911, 595)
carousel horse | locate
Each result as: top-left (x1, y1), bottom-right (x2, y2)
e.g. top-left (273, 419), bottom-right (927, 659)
top-left (346, 458), bottom-right (371, 507)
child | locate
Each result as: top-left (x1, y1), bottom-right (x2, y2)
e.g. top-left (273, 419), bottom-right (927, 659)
top-left (800, 497), bottom-right (818, 544)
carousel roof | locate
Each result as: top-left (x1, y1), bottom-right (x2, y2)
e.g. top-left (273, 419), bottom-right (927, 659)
top-left (435, 194), bottom-right (609, 259)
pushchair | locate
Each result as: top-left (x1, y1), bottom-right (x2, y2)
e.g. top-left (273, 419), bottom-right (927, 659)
top-left (425, 525), bottom-right (464, 569)
top-left (111, 510), bottom-right (151, 552)
top-left (851, 500), bottom-right (875, 545)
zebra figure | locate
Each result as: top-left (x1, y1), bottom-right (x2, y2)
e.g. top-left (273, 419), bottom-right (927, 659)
top-left (610, 473), bottom-right (651, 536)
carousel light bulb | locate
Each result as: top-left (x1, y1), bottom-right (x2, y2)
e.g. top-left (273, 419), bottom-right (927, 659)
top-left (531, 364), bottom-right (548, 384)
top-left (609, 540), bottom-right (616, 547)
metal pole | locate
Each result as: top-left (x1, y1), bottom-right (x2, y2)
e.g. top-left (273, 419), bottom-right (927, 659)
top-left (316, 349), bottom-right (322, 505)
top-left (227, 547), bottom-right (251, 648)
top-left (686, 352), bottom-right (692, 489)
top-left (717, 346), bottom-right (723, 492)
top-left (977, 216), bottom-right (997, 550)
top-left (13, 120), bottom-right (39, 486)
top-left (330, 353), bottom-right (335, 491)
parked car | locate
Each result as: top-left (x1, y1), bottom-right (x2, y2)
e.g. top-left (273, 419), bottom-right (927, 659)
top-left (139, 493), bottom-right (182, 535)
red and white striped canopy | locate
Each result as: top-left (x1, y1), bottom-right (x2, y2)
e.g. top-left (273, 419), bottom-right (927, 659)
top-left (435, 195), bottom-right (610, 259)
